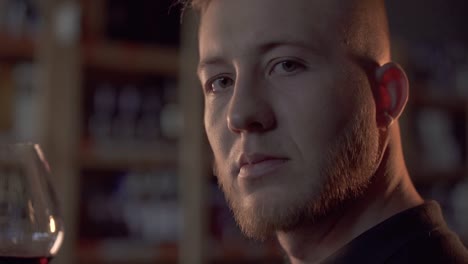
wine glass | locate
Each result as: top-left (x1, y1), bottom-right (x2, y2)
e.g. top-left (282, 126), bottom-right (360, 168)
top-left (0, 143), bottom-right (64, 263)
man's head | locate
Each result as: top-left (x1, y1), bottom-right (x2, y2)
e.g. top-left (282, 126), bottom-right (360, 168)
top-left (193, 0), bottom-right (409, 240)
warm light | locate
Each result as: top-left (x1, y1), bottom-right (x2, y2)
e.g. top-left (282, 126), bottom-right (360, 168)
top-left (49, 231), bottom-right (64, 256)
top-left (49, 216), bottom-right (56, 233)
top-left (34, 144), bottom-right (51, 173)
top-left (28, 200), bottom-right (35, 224)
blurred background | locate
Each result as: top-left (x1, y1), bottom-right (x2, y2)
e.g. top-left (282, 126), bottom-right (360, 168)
top-left (0, 0), bottom-right (467, 263)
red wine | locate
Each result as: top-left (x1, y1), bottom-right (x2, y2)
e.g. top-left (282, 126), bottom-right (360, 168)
top-left (0, 257), bottom-right (52, 264)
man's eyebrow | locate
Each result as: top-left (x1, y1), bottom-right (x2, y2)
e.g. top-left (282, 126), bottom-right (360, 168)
top-left (197, 57), bottom-right (227, 76)
top-left (257, 41), bottom-right (312, 53)
top-left (256, 39), bottom-right (324, 57)
top-left (197, 39), bottom-right (323, 75)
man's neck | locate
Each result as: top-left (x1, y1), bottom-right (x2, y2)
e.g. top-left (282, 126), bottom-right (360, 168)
top-left (276, 128), bottom-right (424, 264)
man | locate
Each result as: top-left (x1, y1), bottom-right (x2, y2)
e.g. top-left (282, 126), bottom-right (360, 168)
top-left (183, 0), bottom-right (468, 263)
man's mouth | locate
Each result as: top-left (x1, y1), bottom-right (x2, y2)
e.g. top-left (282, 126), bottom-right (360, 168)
top-left (237, 153), bottom-right (289, 179)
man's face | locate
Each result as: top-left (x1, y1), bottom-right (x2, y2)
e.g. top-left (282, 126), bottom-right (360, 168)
top-left (198, 0), bottom-right (381, 239)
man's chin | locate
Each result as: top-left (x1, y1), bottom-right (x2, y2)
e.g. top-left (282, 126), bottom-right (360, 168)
top-left (232, 206), bottom-right (279, 241)
top-left (229, 195), bottom-right (310, 241)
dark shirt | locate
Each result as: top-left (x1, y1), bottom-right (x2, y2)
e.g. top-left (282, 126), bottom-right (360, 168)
top-left (323, 201), bottom-right (468, 263)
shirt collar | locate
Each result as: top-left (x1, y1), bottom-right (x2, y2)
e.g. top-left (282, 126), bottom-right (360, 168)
top-left (322, 201), bottom-right (445, 264)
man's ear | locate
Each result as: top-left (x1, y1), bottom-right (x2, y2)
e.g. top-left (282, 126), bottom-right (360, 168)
top-left (375, 62), bottom-right (409, 129)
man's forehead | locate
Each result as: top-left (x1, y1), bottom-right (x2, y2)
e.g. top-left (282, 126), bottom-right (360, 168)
top-left (200, 0), bottom-right (342, 31)
top-left (198, 0), bottom-right (341, 59)
top-left (198, 0), bottom-right (390, 65)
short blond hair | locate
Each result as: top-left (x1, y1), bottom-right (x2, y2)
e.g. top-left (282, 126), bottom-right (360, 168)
top-left (181, 0), bottom-right (391, 64)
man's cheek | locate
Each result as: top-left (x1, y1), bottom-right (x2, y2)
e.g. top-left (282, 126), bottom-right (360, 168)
top-left (207, 130), bottom-right (234, 176)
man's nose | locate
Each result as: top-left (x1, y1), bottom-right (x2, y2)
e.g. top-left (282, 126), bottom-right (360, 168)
top-left (227, 81), bottom-right (276, 134)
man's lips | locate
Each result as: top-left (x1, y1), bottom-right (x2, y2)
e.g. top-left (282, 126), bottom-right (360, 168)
top-left (237, 153), bottom-right (289, 179)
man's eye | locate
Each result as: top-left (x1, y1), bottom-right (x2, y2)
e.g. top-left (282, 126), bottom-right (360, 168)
top-left (270, 60), bottom-right (304, 75)
top-left (208, 77), bottom-right (234, 93)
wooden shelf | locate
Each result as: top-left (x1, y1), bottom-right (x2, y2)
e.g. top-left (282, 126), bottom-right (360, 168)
top-left (79, 156), bottom-right (177, 171)
top-left (83, 41), bottom-right (179, 76)
top-left (78, 240), bottom-right (177, 264)
top-left (0, 33), bottom-right (35, 60)
top-left (410, 93), bottom-right (467, 113)
top-left (77, 239), bottom-right (283, 264)
top-left (79, 142), bottom-right (178, 170)
top-left (78, 147), bottom-right (177, 170)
